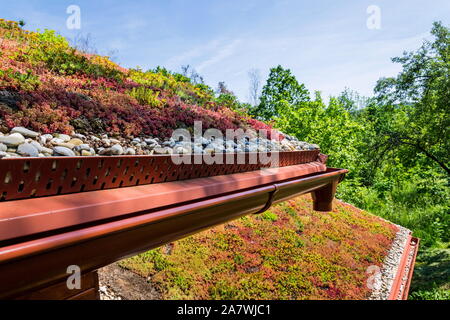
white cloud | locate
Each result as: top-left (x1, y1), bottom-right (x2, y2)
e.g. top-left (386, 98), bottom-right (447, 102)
top-left (165, 39), bottom-right (222, 69)
top-left (193, 30), bottom-right (431, 102)
top-left (197, 39), bottom-right (242, 72)
top-left (165, 38), bottom-right (243, 74)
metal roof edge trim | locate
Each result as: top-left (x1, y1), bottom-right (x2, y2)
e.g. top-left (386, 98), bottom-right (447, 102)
top-left (388, 235), bottom-right (420, 300)
top-left (0, 162), bottom-right (328, 243)
top-left (0, 166), bottom-right (347, 299)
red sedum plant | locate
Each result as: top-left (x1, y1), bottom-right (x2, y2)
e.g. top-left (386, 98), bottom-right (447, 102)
top-left (0, 19), bottom-right (274, 138)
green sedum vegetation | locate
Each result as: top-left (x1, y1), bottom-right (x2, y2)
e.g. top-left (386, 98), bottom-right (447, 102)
top-left (120, 195), bottom-right (397, 300)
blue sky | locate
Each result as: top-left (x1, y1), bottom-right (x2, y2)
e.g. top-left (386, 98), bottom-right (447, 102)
top-left (1, 0), bottom-right (449, 102)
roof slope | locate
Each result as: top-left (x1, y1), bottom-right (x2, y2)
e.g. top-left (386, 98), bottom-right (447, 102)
top-left (119, 195), bottom-right (398, 300)
top-left (0, 19), bottom-right (273, 139)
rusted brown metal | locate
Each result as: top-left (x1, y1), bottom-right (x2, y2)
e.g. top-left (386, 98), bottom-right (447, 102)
top-left (0, 161), bottom-right (327, 242)
top-left (0, 150), bottom-right (319, 201)
top-left (389, 236), bottom-right (420, 300)
top-left (270, 168), bottom-right (344, 209)
top-left (311, 180), bottom-right (339, 212)
top-left (0, 165), bottom-right (347, 299)
top-left (14, 271), bottom-right (99, 300)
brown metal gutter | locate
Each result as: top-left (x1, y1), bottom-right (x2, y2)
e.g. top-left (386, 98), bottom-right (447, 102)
top-left (388, 236), bottom-right (420, 300)
top-left (0, 163), bottom-right (347, 299)
top-left (0, 161), bottom-right (327, 242)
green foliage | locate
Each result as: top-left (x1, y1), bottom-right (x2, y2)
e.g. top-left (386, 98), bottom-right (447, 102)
top-left (129, 67), bottom-right (215, 106)
top-left (250, 65), bottom-right (310, 120)
top-left (215, 93), bottom-right (241, 111)
top-left (233, 254), bottom-right (245, 265)
top-left (261, 210), bottom-right (278, 222)
top-left (118, 249), bottom-right (171, 276)
top-left (0, 68), bottom-right (40, 90)
top-left (275, 93), bottom-right (364, 173)
top-left (271, 22), bottom-right (449, 249)
top-left (337, 88), bottom-right (370, 114)
top-left (209, 280), bottom-right (239, 299)
top-left (410, 288), bottom-right (450, 300)
top-left (409, 248), bottom-right (450, 300)
top-left (266, 22), bottom-right (450, 300)
top-left (127, 86), bottom-right (162, 107)
top-left (121, 195), bottom-right (395, 300)
top-left (338, 174), bottom-right (449, 248)
top-left (29, 29), bottom-right (123, 79)
top-left (374, 21), bottom-right (450, 175)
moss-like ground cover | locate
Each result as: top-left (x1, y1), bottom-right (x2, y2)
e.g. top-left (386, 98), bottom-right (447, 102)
top-left (0, 19), bottom-right (273, 139)
top-left (120, 195), bottom-right (398, 300)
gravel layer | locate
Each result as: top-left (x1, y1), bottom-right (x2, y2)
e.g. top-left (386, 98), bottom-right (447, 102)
top-left (396, 239), bottom-right (417, 299)
top-left (0, 127), bottom-right (319, 159)
top-left (368, 225), bottom-right (411, 300)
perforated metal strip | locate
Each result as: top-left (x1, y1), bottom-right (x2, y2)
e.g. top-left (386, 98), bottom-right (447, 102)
top-left (0, 150), bottom-right (319, 201)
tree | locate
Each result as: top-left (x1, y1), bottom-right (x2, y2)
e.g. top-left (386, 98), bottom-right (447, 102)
top-left (374, 22), bottom-right (450, 175)
top-left (248, 68), bottom-right (261, 106)
top-left (214, 81), bottom-right (238, 110)
top-left (70, 33), bottom-right (97, 54)
top-left (181, 65), bottom-right (204, 85)
top-left (216, 81), bottom-right (233, 95)
top-left (337, 88), bottom-right (370, 114)
top-left (275, 92), bottom-right (364, 173)
top-left (251, 65), bottom-right (309, 121)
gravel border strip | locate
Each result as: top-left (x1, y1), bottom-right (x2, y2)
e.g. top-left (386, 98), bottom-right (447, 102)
top-left (368, 225), bottom-right (411, 300)
top-left (396, 240), bottom-right (417, 300)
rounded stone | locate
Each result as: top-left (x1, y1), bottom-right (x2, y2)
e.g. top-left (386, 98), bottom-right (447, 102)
top-left (55, 142), bottom-right (75, 150)
top-left (74, 144), bottom-right (91, 152)
top-left (40, 134), bottom-right (53, 144)
top-left (154, 147), bottom-right (170, 155)
top-left (50, 138), bottom-right (65, 145)
top-left (193, 146), bottom-right (204, 154)
top-left (110, 144), bottom-right (124, 155)
top-left (17, 143), bottom-right (39, 157)
top-left (72, 133), bottom-right (86, 140)
top-left (174, 146), bottom-right (190, 154)
top-left (0, 133), bottom-right (25, 146)
top-left (53, 146), bottom-right (75, 157)
top-left (11, 127), bottom-right (39, 138)
top-left (29, 140), bottom-right (44, 152)
top-left (40, 147), bottom-right (54, 155)
top-left (98, 148), bottom-right (110, 155)
top-left (55, 134), bottom-right (71, 142)
top-left (125, 147), bottom-right (136, 155)
top-left (68, 138), bottom-right (84, 146)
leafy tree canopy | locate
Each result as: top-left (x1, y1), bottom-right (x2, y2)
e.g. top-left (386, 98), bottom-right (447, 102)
top-left (250, 65), bottom-right (310, 120)
top-left (374, 21), bottom-right (449, 175)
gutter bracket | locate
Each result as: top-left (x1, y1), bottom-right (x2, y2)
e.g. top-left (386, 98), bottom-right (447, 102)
top-left (254, 185), bottom-right (279, 215)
